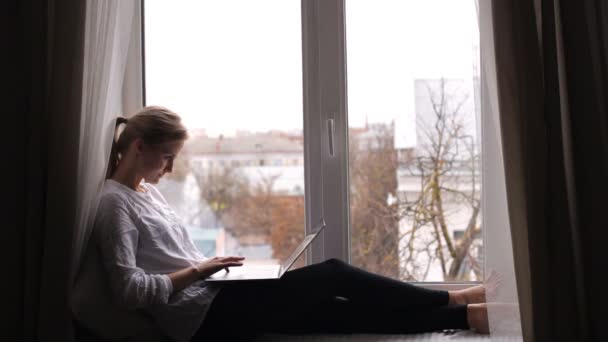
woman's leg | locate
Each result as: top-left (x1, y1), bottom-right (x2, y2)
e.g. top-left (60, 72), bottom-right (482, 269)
top-left (277, 258), bottom-right (451, 310)
top-left (193, 259), bottom-right (469, 340)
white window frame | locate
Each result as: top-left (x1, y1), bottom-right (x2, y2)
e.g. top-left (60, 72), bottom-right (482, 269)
top-left (302, 0), bottom-right (350, 264)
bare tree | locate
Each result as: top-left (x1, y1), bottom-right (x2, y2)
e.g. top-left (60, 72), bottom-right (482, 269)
top-left (269, 194), bottom-right (305, 267)
top-left (349, 124), bottom-right (400, 278)
top-left (224, 173), bottom-right (307, 267)
top-left (399, 78), bottom-right (481, 281)
top-left (225, 173), bottom-right (280, 239)
top-left (348, 78), bottom-right (481, 282)
top-left (195, 165), bottom-right (249, 228)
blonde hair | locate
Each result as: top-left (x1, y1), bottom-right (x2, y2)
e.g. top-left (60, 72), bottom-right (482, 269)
top-left (106, 106), bottom-right (188, 179)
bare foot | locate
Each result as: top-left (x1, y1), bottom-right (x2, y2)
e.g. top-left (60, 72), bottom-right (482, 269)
top-left (467, 303), bottom-right (489, 334)
top-left (449, 271), bottom-right (502, 304)
top-left (449, 285), bottom-right (485, 305)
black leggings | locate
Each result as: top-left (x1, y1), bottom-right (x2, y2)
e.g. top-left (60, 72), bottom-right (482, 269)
top-left (192, 258), bottom-right (468, 341)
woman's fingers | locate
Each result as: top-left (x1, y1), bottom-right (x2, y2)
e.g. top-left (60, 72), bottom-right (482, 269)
top-left (201, 256), bottom-right (245, 272)
top-left (217, 261), bottom-right (243, 273)
top-left (220, 261), bottom-right (244, 268)
top-left (219, 256), bottom-right (245, 262)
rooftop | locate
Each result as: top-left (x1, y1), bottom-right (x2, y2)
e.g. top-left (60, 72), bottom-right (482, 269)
top-left (185, 133), bottom-right (303, 155)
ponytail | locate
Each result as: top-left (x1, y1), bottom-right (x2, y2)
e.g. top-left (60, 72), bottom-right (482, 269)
top-left (106, 117), bottom-right (129, 179)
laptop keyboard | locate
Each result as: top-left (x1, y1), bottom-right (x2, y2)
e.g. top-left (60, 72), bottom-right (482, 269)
top-left (209, 264), bottom-right (280, 280)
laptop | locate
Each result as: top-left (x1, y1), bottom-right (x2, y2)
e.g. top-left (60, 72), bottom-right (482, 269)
top-left (206, 218), bottom-right (326, 282)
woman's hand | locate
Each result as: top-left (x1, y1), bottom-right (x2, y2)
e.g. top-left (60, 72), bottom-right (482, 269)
top-left (168, 256), bottom-right (245, 293)
top-left (195, 256), bottom-right (245, 279)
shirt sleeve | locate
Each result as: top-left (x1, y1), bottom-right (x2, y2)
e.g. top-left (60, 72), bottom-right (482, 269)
top-left (95, 193), bottom-right (174, 310)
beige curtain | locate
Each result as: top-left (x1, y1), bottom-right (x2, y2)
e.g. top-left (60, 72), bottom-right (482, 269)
top-left (9, 0), bottom-right (86, 340)
top-left (35, 0), bottom-right (87, 340)
top-left (492, 0), bottom-right (608, 341)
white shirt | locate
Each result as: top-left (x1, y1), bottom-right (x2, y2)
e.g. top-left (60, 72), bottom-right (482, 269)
top-left (95, 179), bottom-right (221, 342)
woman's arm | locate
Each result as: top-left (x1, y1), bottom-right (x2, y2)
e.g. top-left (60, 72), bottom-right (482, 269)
top-left (97, 194), bottom-right (244, 304)
top-left (168, 256), bottom-right (245, 292)
top-left (97, 194), bottom-right (174, 309)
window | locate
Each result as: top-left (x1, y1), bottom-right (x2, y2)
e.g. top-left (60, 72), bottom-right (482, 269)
top-left (145, 0), bottom-right (305, 266)
top-left (345, 0), bottom-right (481, 282)
top-left (145, 0), bottom-right (483, 282)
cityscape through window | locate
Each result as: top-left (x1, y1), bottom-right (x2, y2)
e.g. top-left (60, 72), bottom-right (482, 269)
top-left (145, 0), bottom-right (481, 280)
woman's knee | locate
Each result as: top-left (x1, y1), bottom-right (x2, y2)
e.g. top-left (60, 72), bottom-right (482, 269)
top-left (322, 258), bottom-right (348, 270)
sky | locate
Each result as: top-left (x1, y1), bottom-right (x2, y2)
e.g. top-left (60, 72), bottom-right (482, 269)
top-left (144, 0), bottom-right (479, 142)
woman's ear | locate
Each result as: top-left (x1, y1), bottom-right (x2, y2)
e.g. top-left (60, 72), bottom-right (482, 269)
top-left (133, 138), bottom-right (144, 155)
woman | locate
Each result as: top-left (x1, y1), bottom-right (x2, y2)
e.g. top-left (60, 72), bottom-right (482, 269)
top-left (96, 106), bottom-right (490, 342)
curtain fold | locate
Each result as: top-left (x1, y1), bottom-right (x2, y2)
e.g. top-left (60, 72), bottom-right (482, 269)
top-left (488, 1), bottom-right (545, 341)
top-left (17, 1), bottom-right (53, 340)
top-left (35, 0), bottom-right (87, 340)
top-left (8, 0), bottom-right (58, 340)
top-left (491, 0), bottom-right (608, 341)
top-left (549, 1), bottom-right (608, 340)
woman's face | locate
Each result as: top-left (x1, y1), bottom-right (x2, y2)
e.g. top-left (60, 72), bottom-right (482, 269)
top-left (138, 140), bottom-right (184, 184)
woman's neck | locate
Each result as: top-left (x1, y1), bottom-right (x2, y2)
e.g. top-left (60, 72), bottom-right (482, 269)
top-left (111, 163), bottom-right (145, 192)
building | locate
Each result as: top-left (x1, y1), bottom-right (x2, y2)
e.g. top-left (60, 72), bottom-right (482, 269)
top-left (185, 130), bottom-right (305, 195)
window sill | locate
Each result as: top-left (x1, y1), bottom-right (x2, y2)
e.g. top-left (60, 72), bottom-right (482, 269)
top-left (416, 282), bottom-right (481, 291)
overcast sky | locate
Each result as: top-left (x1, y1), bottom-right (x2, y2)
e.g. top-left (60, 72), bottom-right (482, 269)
top-left (144, 0), bottom-right (479, 143)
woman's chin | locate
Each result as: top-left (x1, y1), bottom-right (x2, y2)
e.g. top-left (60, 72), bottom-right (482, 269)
top-left (144, 176), bottom-right (162, 184)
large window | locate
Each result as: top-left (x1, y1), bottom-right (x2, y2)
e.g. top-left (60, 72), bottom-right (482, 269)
top-left (145, 0), bottom-right (482, 281)
top-left (345, 0), bottom-right (481, 282)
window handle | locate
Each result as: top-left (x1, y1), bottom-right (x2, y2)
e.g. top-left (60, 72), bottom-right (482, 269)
top-left (327, 118), bottom-right (335, 157)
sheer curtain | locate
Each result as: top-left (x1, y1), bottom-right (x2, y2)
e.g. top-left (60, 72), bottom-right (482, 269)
top-left (70, 2), bottom-right (151, 339)
top-left (478, 1), bottom-right (524, 340)
top-left (71, 0), bottom-right (141, 283)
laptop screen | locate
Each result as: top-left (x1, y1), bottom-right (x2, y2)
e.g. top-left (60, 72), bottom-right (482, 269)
top-left (279, 219), bottom-right (326, 274)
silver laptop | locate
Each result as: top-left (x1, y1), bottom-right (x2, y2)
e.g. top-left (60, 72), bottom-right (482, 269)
top-left (206, 219), bottom-right (326, 282)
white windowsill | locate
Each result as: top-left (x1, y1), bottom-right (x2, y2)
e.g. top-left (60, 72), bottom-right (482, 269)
top-left (417, 282), bottom-right (481, 291)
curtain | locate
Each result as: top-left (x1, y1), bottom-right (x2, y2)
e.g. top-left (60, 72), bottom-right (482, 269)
top-left (543, 1), bottom-right (608, 339)
top-left (33, 0), bottom-right (87, 340)
top-left (8, 0), bottom-right (140, 340)
top-left (491, 0), bottom-right (608, 341)
top-left (7, 0), bottom-right (59, 340)
top-left (477, 1), bottom-right (524, 340)
top-left (8, 0), bottom-right (87, 340)
top-left (71, 0), bottom-right (140, 285)
top-left (70, 0), bottom-right (143, 339)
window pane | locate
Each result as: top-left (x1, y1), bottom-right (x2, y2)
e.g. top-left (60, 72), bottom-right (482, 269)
top-left (345, 0), bottom-right (482, 281)
top-left (145, 0), bottom-right (305, 267)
